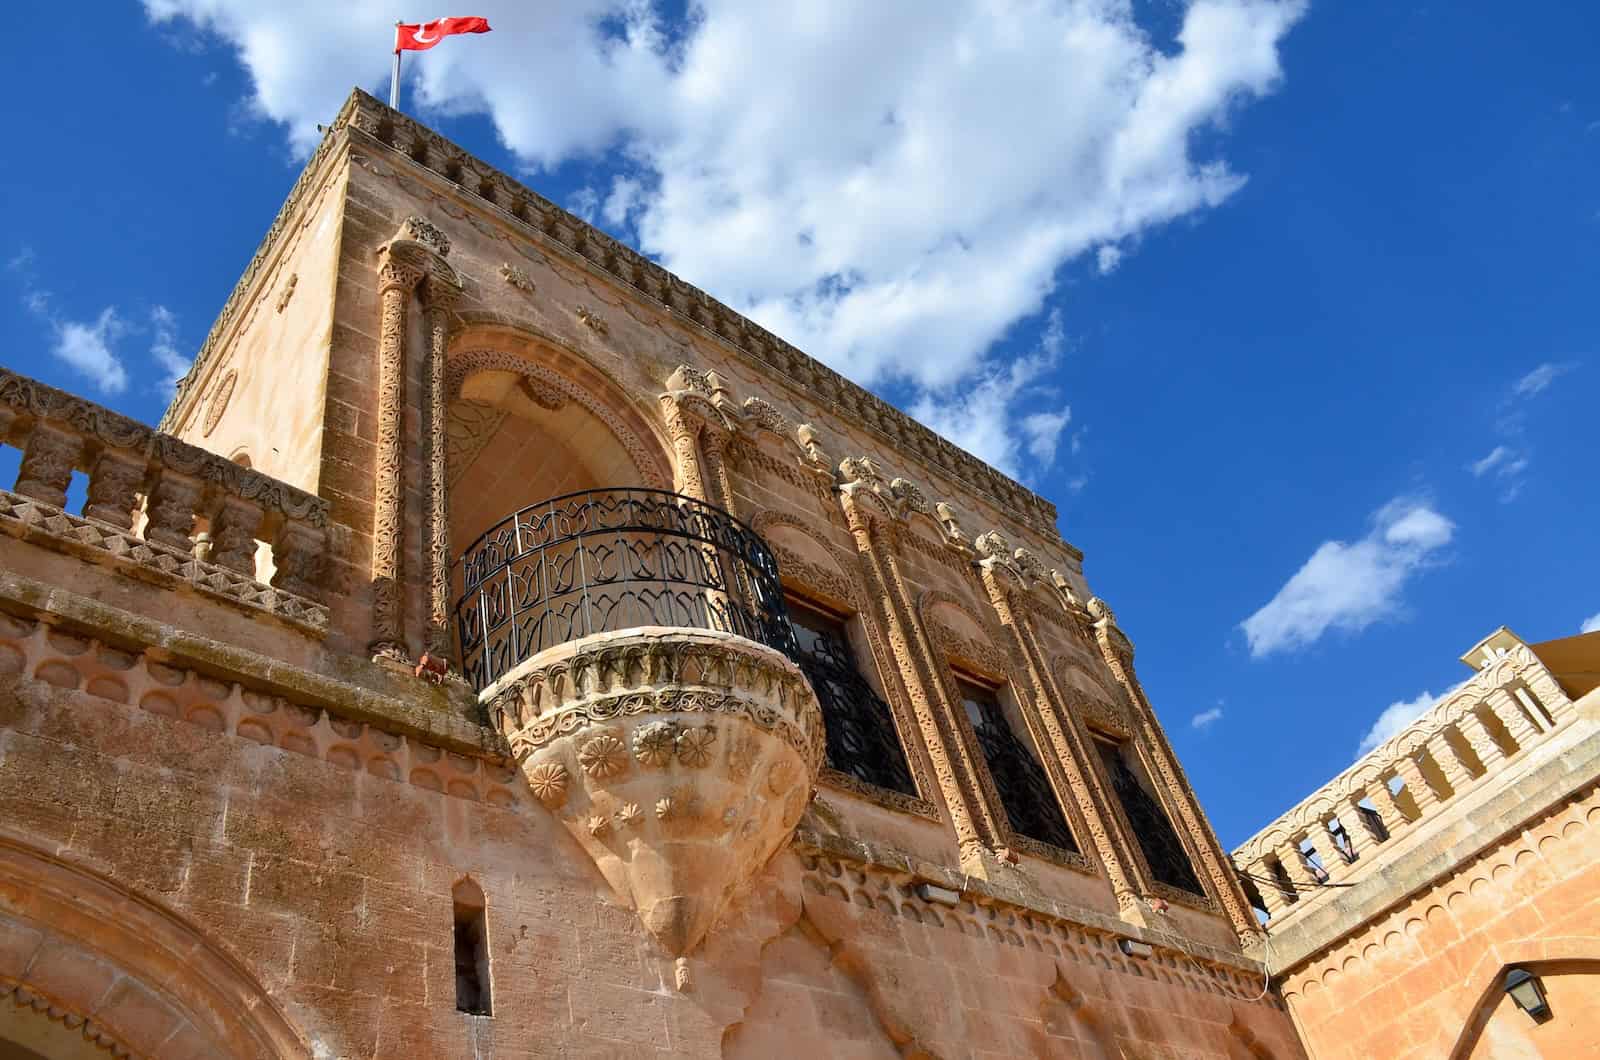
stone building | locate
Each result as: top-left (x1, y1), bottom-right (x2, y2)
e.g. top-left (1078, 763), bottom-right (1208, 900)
top-left (0, 89), bottom-right (1304, 1058)
top-left (1233, 628), bottom-right (1600, 1059)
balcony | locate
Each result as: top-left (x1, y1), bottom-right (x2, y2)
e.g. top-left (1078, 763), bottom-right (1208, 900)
top-left (457, 487), bottom-right (822, 967)
top-left (453, 487), bottom-right (797, 693)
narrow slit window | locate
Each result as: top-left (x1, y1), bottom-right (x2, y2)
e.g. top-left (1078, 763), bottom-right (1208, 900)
top-left (453, 879), bottom-right (491, 1016)
top-left (1094, 738), bottom-right (1203, 895)
top-left (956, 675), bottom-right (1077, 853)
top-left (786, 596), bottom-right (918, 797)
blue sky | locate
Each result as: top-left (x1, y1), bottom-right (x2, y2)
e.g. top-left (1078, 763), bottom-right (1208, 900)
top-left (2, 2), bottom-right (1595, 848)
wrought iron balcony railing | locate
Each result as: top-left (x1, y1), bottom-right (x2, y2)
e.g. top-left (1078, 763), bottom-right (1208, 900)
top-left (454, 488), bottom-right (797, 692)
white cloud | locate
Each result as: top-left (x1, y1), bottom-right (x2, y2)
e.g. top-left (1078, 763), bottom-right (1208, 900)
top-left (145, 0), bottom-right (1307, 470)
top-left (149, 306), bottom-right (190, 393)
top-left (1356, 685), bottom-right (1459, 757)
top-left (1096, 244), bottom-right (1124, 274)
top-left (1191, 706), bottom-right (1224, 730)
top-left (910, 310), bottom-right (1070, 478)
top-left (1512, 361), bottom-right (1573, 399)
top-left (1241, 498), bottom-right (1455, 658)
top-left (1467, 444), bottom-right (1530, 503)
top-left (51, 308), bottom-right (130, 394)
top-left (1581, 612), bottom-right (1600, 635)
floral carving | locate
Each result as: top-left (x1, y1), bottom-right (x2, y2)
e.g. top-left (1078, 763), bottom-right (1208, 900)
top-left (576, 305), bottom-right (609, 335)
top-left (633, 721), bottom-right (678, 767)
top-left (675, 725), bottom-right (717, 767)
top-left (587, 815), bottom-right (611, 837)
top-left (615, 802), bottom-right (643, 828)
top-left (654, 796), bottom-right (676, 821)
top-left (527, 761), bottom-right (570, 806)
top-left (578, 733), bottom-right (628, 779)
top-left (500, 262), bottom-right (535, 292)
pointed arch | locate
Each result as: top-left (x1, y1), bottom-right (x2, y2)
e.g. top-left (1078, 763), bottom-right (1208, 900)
top-left (0, 830), bottom-right (309, 1059)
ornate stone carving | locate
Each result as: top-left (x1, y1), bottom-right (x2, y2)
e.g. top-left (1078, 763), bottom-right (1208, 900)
top-left (83, 448), bottom-right (146, 530)
top-left (494, 628), bottom-right (823, 959)
top-left (275, 272), bottom-right (297, 313)
top-left (499, 262), bottom-right (534, 292)
top-left (576, 305), bottom-right (609, 336)
top-left (202, 370), bottom-right (236, 437)
top-left (14, 423), bottom-right (82, 507)
top-left (401, 214), bottom-right (451, 257)
top-left (210, 495), bottom-right (265, 575)
top-left (144, 470), bottom-right (203, 551)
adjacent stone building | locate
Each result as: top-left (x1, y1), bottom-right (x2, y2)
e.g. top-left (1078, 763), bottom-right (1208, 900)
top-left (1233, 628), bottom-right (1600, 1058)
top-left (0, 88), bottom-right (1306, 1058)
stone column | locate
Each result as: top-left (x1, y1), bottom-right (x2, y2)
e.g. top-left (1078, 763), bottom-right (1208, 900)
top-left (1364, 778), bottom-right (1409, 833)
top-left (422, 277), bottom-right (459, 662)
top-left (661, 397), bottom-right (708, 502)
top-left (83, 448), bottom-right (147, 529)
top-left (370, 249), bottom-right (426, 664)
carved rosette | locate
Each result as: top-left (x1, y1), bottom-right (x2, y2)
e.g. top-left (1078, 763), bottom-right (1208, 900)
top-left (488, 628), bottom-right (824, 958)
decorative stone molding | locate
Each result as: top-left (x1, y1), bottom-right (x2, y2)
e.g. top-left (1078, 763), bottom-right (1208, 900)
top-left (275, 272), bottom-right (297, 313)
top-left (0, 609), bottom-right (518, 806)
top-left (575, 304), bottom-right (609, 335)
top-left (487, 628), bottom-right (824, 959)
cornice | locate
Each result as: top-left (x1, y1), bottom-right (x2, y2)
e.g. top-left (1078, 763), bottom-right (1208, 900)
top-left (185, 88), bottom-right (1060, 538)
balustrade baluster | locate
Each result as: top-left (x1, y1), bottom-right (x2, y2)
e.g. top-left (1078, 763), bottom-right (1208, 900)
top-left (1484, 688), bottom-right (1540, 753)
top-left (143, 470), bottom-right (204, 551)
top-left (83, 449), bottom-right (147, 529)
top-left (1457, 708), bottom-right (1508, 771)
top-left (1366, 778), bottom-right (1409, 832)
top-left (1426, 732), bottom-right (1473, 793)
top-left (1392, 755), bottom-right (1442, 818)
top-left (1277, 840), bottom-right (1320, 894)
top-left (271, 521), bottom-right (328, 599)
top-left (14, 422), bottom-right (81, 507)
top-left (1247, 857), bottom-right (1290, 917)
top-left (211, 496), bottom-right (266, 576)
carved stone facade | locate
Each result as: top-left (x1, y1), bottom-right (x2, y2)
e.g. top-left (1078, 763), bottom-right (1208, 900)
top-left (0, 90), bottom-right (1306, 1058)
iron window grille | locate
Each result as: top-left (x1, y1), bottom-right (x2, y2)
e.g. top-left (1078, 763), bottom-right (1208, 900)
top-left (956, 678), bottom-right (1078, 853)
top-left (453, 487), bottom-right (796, 692)
top-left (1094, 739), bottom-right (1204, 895)
top-left (786, 598), bottom-right (918, 797)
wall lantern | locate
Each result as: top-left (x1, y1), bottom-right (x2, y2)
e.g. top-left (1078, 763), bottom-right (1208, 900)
top-left (1503, 968), bottom-right (1552, 1023)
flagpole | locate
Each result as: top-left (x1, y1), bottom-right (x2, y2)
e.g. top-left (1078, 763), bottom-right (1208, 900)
top-left (390, 22), bottom-right (402, 110)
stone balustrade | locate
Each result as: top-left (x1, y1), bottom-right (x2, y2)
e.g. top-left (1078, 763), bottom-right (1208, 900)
top-left (0, 368), bottom-right (333, 631)
top-left (1231, 633), bottom-right (1574, 927)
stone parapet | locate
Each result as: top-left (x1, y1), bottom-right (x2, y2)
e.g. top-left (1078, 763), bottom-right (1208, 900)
top-left (0, 369), bottom-right (334, 631)
top-left (1232, 630), bottom-right (1575, 935)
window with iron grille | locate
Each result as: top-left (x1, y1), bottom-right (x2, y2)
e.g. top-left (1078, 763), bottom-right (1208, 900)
top-left (1093, 738), bottom-right (1203, 895)
top-left (786, 598), bottom-right (918, 797)
top-left (955, 677), bottom-right (1078, 853)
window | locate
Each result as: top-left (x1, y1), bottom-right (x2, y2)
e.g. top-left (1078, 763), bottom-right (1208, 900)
top-left (956, 676), bottom-right (1078, 853)
top-left (1093, 739), bottom-right (1203, 895)
top-left (453, 879), bottom-right (491, 1015)
top-left (786, 597), bottom-right (917, 796)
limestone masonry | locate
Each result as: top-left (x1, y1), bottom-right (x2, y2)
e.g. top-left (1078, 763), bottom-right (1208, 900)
top-left (0, 87), bottom-right (1590, 1059)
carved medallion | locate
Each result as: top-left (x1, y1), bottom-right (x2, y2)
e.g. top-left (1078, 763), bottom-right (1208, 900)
top-left (500, 262), bottom-right (535, 293)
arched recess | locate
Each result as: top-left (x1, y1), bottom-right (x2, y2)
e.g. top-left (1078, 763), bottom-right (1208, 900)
top-left (444, 325), bottom-right (674, 588)
top-left (0, 830), bottom-right (309, 1059)
top-left (1448, 943), bottom-right (1600, 1060)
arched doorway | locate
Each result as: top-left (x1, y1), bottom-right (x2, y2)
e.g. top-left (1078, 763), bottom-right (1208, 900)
top-left (0, 831), bottom-right (307, 1059)
top-left (1453, 957), bottom-right (1600, 1059)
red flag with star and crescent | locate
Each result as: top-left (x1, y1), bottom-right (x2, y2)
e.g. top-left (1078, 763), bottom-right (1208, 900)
top-left (395, 17), bottom-right (491, 52)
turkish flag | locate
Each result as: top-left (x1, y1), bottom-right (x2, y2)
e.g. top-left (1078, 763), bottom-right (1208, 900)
top-left (395, 17), bottom-right (492, 52)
